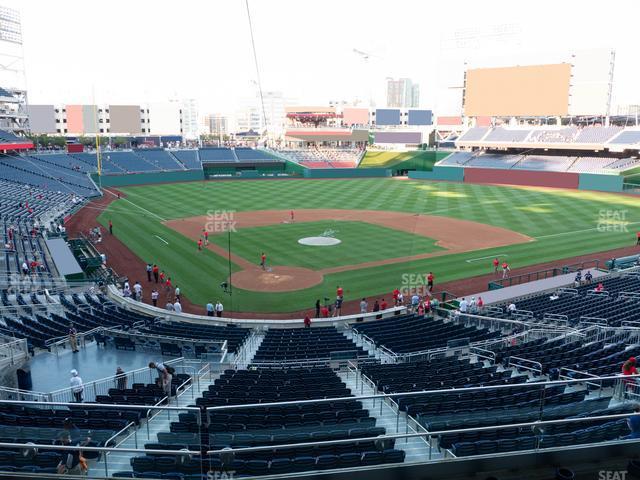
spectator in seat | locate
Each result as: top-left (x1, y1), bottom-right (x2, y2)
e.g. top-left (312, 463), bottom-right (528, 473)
top-left (56, 431), bottom-right (85, 476)
top-left (624, 404), bottom-right (640, 439)
top-left (507, 302), bottom-right (517, 316)
top-left (623, 357), bottom-right (638, 392)
top-left (594, 282), bottom-right (604, 293)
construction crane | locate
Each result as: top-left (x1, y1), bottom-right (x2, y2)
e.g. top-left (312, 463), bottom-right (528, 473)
top-left (352, 48), bottom-right (380, 107)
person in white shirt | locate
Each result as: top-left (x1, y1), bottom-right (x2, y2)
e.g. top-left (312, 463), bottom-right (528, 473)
top-left (166, 302), bottom-right (174, 311)
top-left (215, 301), bottom-right (224, 317)
top-left (508, 302), bottom-right (517, 316)
top-left (21, 261), bottom-right (29, 275)
top-left (151, 289), bottom-right (159, 307)
top-left (70, 370), bottom-right (83, 402)
top-left (359, 298), bottom-right (368, 314)
top-left (173, 300), bottom-right (182, 313)
top-left (459, 297), bottom-right (469, 313)
top-left (133, 282), bottom-right (142, 301)
top-left (469, 297), bottom-right (477, 314)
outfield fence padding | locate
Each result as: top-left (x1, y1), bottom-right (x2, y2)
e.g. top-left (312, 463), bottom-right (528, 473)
top-left (463, 168), bottom-right (579, 189)
top-left (578, 173), bottom-right (624, 192)
top-left (408, 165), bottom-right (465, 182)
top-left (93, 170), bottom-right (205, 187)
top-left (303, 168), bottom-right (391, 178)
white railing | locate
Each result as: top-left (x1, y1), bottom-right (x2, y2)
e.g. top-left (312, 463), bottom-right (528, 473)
top-left (47, 357), bottom-right (188, 403)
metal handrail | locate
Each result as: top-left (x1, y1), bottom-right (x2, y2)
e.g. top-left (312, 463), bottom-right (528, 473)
top-left (507, 355), bottom-right (543, 375)
top-left (203, 372), bottom-right (640, 413)
top-left (206, 410), bottom-right (640, 456)
top-left (0, 398), bottom-right (200, 412)
top-left (46, 357), bottom-right (187, 402)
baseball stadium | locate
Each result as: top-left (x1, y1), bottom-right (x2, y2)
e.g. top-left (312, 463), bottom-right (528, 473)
top-left (0, 2), bottom-right (639, 480)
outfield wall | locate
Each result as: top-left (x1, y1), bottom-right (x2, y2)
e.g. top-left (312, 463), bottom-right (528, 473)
top-left (93, 170), bottom-right (205, 187)
top-left (408, 166), bottom-right (465, 182)
top-left (578, 173), bottom-right (624, 192)
top-left (463, 168), bottom-right (579, 189)
top-left (303, 168), bottom-right (391, 178)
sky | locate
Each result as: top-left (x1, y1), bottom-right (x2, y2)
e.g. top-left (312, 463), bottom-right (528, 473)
top-left (4, 0), bottom-right (640, 116)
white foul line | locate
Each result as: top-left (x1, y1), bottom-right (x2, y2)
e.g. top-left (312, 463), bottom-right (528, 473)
top-left (535, 221), bottom-right (640, 240)
top-left (104, 188), bottom-right (167, 222)
top-left (466, 254), bottom-right (508, 263)
top-left (154, 235), bottom-right (169, 245)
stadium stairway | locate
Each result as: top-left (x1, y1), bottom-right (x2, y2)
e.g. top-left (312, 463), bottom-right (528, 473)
top-left (345, 329), bottom-right (395, 363)
top-left (90, 368), bottom-right (221, 477)
top-left (337, 370), bottom-right (436, 462)
top-left (232, 330), bottom-right (265, 369)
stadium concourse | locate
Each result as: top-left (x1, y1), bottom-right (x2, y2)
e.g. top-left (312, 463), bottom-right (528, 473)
top-left (1, 145), bottom-right (640, 480)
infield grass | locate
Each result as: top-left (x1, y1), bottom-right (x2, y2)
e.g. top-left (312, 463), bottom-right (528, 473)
top-left (209, 220), bottom-right (442, 270)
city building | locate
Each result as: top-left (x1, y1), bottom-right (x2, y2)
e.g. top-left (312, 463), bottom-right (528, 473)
top-left (386, 77), bottom-right (420, 108)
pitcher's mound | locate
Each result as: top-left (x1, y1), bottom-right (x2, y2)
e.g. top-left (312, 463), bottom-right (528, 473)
top-left (231, 266), bottom-right (324, 292)
top-left (298, 236), bottom-right (341, 246)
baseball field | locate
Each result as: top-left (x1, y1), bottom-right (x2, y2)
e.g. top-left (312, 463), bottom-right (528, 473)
top-left (96, 178), bottom-right (640, 313)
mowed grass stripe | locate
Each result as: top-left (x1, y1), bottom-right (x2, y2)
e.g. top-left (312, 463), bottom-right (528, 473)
top-left (100, 178), bottom-right (640, 312)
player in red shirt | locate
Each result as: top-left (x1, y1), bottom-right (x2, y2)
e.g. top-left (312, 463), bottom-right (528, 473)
top-left (502, 262), bottom-right (510, 279)
top-left (392, 288), bottom-right (400, 305)
top-left (159, 271), bottom-right (165, 284)
top-left (165, 277), bottom-right (172, 292)
top-left (321, 305), bottom-right (329, 318)
top-left (336, 286), bottom-right (344, 299)
top-left (152, 264), bottom-right (159, 283)
top-left (260, 252), bottom-right (266, 270)
top-left (197, 238), bottom-right (203, 251)
top-left (380, 298), bottom-right (388, 310)
top-left (203, 229), bottom-right (209, 246)
top-left (426, 272), bottom-right (434, 292)
top-left (290, 210), bottom-right (295, 222)
top-left (493, 257), bottom-right (500, 274)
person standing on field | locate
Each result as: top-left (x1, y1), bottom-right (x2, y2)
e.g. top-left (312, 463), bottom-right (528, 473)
top-left (203, 229), bottom-right (209, 246)
top-left (493, 257), bottom-right (500, 274)
top-left (146, 263), bottom-right (152, 282)
top-left (502, 261), bottom-right (511, 279)
top-left (260, 252), bottom-right (266, 270)
top-left (215, 301), bottom-right (224, 317)
top-left (108, 220), bottom-right (113, 235)
top-left (197, 238), bottom-right (203, 251)
top-left (426, 272), bottom-right (434, 292)
top-left (152, 264), bottom-right (159, 283)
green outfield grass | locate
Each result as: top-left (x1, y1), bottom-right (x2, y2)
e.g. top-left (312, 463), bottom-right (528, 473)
top-left (209, 220), bottom-right (442, 270)
top-left (98, 178), bottom-right (640, 313)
